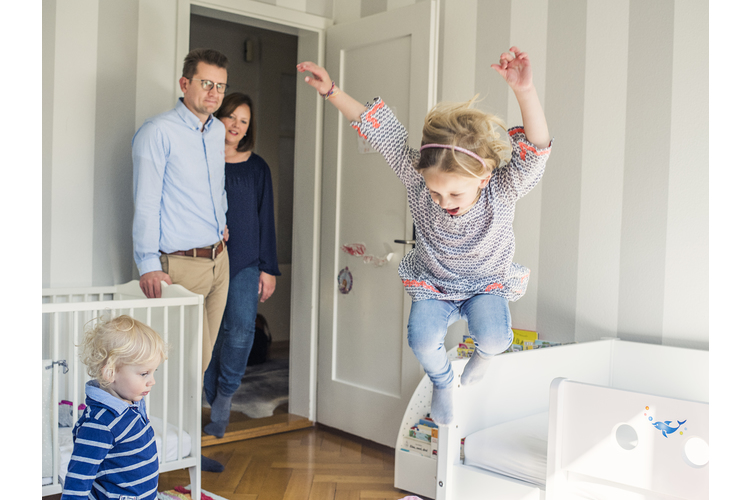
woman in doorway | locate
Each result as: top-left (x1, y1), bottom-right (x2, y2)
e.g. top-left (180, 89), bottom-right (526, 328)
top-left (203, 92), bottom-right (281, 438)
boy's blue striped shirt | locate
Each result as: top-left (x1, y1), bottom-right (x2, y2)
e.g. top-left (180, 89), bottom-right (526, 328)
top-left (61, 381), bottom-right (159, 500)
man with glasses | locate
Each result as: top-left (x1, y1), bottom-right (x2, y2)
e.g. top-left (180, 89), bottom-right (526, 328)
top-left (132, 48), bottom-right (231, 472)
top-left (132, 47), bottom-right (231, 419)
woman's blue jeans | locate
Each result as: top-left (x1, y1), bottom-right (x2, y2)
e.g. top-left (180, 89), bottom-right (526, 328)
top-left (203, 265), bottom-right (260, 403)
top-left (407, 294), bottom-right (513, 389)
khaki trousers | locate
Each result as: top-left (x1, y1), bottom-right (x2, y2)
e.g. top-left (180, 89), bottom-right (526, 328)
top-left (160, 247), bottom-right (230, 374)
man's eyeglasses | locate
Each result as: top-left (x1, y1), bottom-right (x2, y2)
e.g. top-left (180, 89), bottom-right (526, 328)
top-left (189, 79), bottom-right (229, 94)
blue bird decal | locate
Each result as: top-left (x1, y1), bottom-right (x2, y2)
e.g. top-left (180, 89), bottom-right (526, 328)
top-left (651, 419), bottom-right (686, 438)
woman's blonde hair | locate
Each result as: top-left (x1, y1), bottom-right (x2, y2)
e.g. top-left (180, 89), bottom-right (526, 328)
top-left (79, 314), bottom-right (168, 387)
top-left (418, 95), bottom-right (512, 178)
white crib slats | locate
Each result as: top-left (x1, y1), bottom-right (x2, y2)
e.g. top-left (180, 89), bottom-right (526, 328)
top-left (160, 304), bottom-right (169, 465)
top-left (42, 282), bottom-right (203, 496)
top-left (52, 312), bottom-right (60, 492)
top-left (178, 305), bottom-right (185, 461)
top-left (189, 303), bottom-right (204, 496)
top-left (72, 312), bottom-right (80, 430)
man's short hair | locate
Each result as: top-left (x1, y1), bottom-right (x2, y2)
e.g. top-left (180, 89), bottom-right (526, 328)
top-left (182, 48), bottom-right (229, 79)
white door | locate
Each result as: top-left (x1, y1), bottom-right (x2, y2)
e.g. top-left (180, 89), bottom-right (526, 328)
top-left (317, 0), bottom-right (438, 447)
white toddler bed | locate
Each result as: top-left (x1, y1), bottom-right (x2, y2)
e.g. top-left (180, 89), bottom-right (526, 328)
top-left (42, 280), bottom-right (204, 496)
top-left (394, 339), bottom-right (708, 500)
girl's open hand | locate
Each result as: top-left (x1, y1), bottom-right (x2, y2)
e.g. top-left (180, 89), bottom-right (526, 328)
top-left (297, 61), bottom-right (333, 95)
top-left (491, 47), bottom-right (534, 93)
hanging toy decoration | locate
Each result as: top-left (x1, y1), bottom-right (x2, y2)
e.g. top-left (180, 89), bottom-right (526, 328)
top-left (341, 242), bottom-right (394, 267)
top-left (338, 267), bottom-right (353, 294)
top-left (341, 243), bottom-right (366, 257)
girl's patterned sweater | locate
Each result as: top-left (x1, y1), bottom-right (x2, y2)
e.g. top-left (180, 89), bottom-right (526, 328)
top-left (351, 98), bottom-right (552, 302)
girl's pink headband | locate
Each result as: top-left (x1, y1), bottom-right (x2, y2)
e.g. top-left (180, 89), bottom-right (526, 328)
top-left (419, 143), bottom-right (488, 172)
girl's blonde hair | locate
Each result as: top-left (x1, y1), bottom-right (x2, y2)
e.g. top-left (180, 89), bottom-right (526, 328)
top-left (79, 314), bottom-right (168, 387)
top-left (417, 95), bottom-right (512, 178)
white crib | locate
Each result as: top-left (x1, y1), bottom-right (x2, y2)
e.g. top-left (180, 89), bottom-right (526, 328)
top-left (394, 339), bottom-right (709, 500)
top-left (42, 280), bottom-right (204, 497)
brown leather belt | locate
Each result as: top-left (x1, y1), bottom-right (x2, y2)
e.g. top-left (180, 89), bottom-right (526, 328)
top-left (166, 240), bottom-right (224, 259)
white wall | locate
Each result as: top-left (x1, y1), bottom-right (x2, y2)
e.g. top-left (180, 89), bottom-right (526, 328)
top-left (574, 0), bottom-right (629, 347)
top-left (42, 0), bottom-right (55, 288)
top-left (661, 0), bottom-right (708, 349)
top-left (46, 0), bottom-right (98, 288)
top-left (43, 0), bottom-right (140, 288)
top-left (92, 1), bottom-right (140, 286)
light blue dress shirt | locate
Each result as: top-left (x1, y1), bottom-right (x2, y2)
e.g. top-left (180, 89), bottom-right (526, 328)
top-left (132, 98), bottom-right (228, 275)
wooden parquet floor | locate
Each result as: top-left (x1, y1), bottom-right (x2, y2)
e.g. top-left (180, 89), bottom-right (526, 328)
top-left (157, 425), bottom-right (418, 500)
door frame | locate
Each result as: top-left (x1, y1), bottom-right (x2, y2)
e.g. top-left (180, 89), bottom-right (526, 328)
top-left (172, 0), bottom-right (332, 421)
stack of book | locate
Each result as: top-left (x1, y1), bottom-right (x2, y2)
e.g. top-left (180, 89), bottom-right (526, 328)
top-left (401, 417), bottom-right (439, 459)
top-left (457, 335), bottom-right (475, 358)
top-left (457, 329), bottom-right (568, 357)
top-left (510, 328), bottom-right (538, 352)
top-left (503, 328), bottom-right (572, 353)
top-left (531, 339), bottom-right (564, 349)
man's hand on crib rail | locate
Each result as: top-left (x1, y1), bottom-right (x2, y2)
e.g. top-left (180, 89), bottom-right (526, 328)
top-left (140, 271), bottom-right (172, 299)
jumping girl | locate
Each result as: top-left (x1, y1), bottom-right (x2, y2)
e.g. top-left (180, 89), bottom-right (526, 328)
top-left (297, 47), bottom-right (552, 425)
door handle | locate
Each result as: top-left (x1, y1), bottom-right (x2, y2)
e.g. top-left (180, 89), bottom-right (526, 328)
top-left (395, 223), bottom-right (417, 248)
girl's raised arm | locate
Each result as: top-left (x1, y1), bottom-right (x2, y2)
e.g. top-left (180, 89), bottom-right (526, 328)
top-left (491, 47), bottom-right (550, 149)
top-left (297, 61), bottom-right (367, 123)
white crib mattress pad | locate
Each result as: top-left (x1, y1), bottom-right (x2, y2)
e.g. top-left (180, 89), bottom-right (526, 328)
top-left (462, 411), bottom-right (549, 488)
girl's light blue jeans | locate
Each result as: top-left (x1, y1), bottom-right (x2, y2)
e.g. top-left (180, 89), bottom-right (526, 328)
top-left (203, 265), bottom-right (260, 402)
top-left (407, 294), bottom-right (513, 389)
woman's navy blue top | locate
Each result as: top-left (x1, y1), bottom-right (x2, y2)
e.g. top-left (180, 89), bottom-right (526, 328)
top-left (225, 153), bottom-right (281, 280)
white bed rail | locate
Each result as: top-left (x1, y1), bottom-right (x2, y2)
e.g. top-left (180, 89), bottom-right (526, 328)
top-left (42, 281), bottom-right (204, 497)
top-left (435, 340), bottom-right (615, 500)
top-left (546, 378), bottom-right (708, 499)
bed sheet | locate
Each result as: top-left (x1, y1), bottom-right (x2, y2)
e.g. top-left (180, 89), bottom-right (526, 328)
top-left (462, 411), bottom-right (549, 488)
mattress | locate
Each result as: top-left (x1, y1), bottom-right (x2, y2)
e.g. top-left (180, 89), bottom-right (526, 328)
top-left (43, 415), bottom-right (192, 486)
top-left (462, 411), bottom-right (549, 488)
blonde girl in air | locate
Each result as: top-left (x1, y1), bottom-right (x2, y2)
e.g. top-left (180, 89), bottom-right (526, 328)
top-left (297, 47), bottom-right (551, 425)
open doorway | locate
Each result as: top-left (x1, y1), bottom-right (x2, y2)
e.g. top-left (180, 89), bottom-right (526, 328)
top-left (190, 11), bottom-right (311, 445)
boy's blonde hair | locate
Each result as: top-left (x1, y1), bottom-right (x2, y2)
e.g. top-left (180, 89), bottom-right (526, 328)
top-left (417, 96), bottom-right (512, 178)
top-left (79, 314), bottom-right (168, 387)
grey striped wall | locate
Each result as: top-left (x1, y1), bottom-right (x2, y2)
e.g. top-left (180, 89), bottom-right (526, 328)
top-left (471, 0), bottom-right (707, 349)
